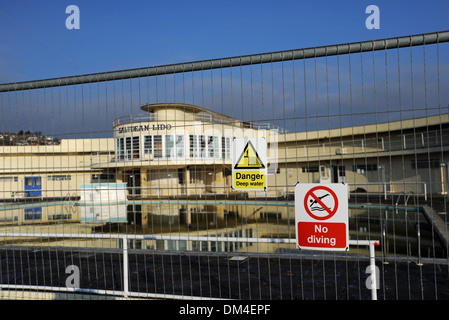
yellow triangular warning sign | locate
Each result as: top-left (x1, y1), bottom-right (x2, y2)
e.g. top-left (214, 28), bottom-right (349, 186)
top-left (234, 141), bottom-right (265, 169)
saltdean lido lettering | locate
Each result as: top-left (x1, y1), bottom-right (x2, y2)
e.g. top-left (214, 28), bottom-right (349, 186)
top-left (118, 124), bottom-right (172, 134)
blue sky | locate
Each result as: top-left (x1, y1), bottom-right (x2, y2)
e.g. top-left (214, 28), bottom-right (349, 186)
top-left (0, 0), bottom-right (448, 138)
top-left (0, 0), bottom-right (448, 83)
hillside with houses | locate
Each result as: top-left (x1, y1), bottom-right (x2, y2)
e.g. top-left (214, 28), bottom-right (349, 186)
top-left (0, 131), bottom-right (60, 146)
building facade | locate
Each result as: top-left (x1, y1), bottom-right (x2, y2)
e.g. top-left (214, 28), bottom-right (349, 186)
top-left (1, 103), bottom-right (448, 203)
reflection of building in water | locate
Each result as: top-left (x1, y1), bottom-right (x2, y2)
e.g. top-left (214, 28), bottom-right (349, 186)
top-left (0, 103), bottom-right (448, 227)
top-left (0, 202), bottom-right (295, 254)
top-left (0, 204), bottom-right (80, 226)
top-left (0, 202), bottom-right (441, 258)
top-left (139, 202), bottom-right (294, 253)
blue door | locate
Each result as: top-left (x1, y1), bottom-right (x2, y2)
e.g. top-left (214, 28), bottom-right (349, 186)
top-left (24, 176), bottom-right (42, 197)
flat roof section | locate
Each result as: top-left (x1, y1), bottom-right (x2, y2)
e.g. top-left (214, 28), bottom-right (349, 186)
top-left (281, 113), bottom-right (449, 143)
top-left (141, 103), bottom-right (239, 124)
top-left (140, 103), bottom-right (223, 116)
top-left (114, 103), bottom-right (243, 128)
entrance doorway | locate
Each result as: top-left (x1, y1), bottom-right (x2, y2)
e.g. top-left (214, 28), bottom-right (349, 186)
top-left (125, 169), bottom-right (141, 196)
top-left (332, 165), bottom-right (346, 183)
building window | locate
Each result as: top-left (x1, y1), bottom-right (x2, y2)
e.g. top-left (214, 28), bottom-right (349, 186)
top-left (124, 136), bottom-right (140, 160)
top-left (411, 159), bottom-right (440, 169)
top-left (24, 208), bottom-right (42, 221)
top-left (214, 136), bottom-right (219, 158)
top-left (116, 138), bottom-right (124, 161)
top-left (132, 136), bottom-right (140, 159)
top-left (208, 136), bottom-right (218, 158)
top-left (153, 135), bottom-right (162, 158)
top-left (144, 136), bottom-right (152, 155)
top-left (302, 166), bottom-right (320, 173)
top-left (353, 164), bottom-right (378, 174)
top-left (0, 176), bottom-right (18, 182)
top-left (164, 135), bottom-right (185, 159)
top-left (48, 214), bottom-right (72, 220)
top-left (91, 173), bottom-right (115, 182)
top-left (199, 135), bottom-right (206, 158)
top-left (144, 135), bottom-right (167, 159)
top-left (176, 135), bottom-right (184, 158)
top-left (222, 137), bottom-right (230, 160)
top-left (48, 175), bottom-right (72, 181)
top-left (189, 135), bottom-right (198, 158)
top-left (125, 137), bottom-right (132, 160)
top-left (165, 135), bottom-right (174, 158)
top-left (25, 177), bottom-right (32, 186)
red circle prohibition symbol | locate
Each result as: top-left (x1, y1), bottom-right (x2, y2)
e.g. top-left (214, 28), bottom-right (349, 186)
top-left (303, 186), bottom-right (339, 220)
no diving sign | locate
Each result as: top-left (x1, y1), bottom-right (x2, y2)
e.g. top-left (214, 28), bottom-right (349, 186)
top-left (295, 183), bottom-right (349, 251)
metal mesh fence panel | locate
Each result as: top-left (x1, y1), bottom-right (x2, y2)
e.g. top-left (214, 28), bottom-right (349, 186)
top-left (0, 30), bottom-right (448, 300)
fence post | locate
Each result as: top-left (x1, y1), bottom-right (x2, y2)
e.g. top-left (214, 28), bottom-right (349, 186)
top-left (122, 236), bottom-right (129, 298)
top-left (369, 241), bottom-right (378, 300)
top-left (424, 183), bottom-right (427, 201)
top-left (382, 223), bottom-right (389, 265)
top-left (416, 223), bottom-right (423, 266)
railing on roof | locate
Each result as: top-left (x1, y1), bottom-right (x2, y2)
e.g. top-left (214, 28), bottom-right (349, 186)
top-left (113, 113), bottom-right (157, 127)
top-left (252, 122), bottom-right (288, 133)
top-left (112, 111), bottom-right (288, 133)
